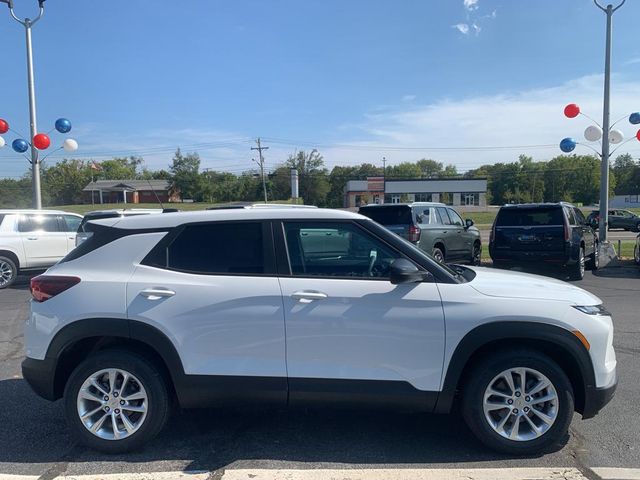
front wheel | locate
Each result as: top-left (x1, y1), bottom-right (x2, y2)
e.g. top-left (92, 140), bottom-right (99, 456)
top-left (432, 247), bottom-right (445, 264)
top-left (64, 349), bottom-right (169, 453)
top-left (462, 350), bottom-right (574, 455)
top-left (587, 243), bottom-right (599, 271)
top-left (634, 244), bottom-right (640, 265)
top-left (568, 247), bottom-right (585, 280)
top-left (470, 242), bottom-right (482, 266)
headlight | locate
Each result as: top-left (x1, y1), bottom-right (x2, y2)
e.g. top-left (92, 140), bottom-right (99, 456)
top-left (573, 304), bottom-right (610, 316)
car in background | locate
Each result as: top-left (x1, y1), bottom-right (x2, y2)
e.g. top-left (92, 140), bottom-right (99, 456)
top-left (359, 202), bottom-right (481, 265)
top-left (0, 209), bottom-right (83, 288)
top-left (75, 208), bottom-right (174, 246)
top-left (587, 209), bottom-right (640, 232)
top-left (489, 202), bottom-right (598, 280)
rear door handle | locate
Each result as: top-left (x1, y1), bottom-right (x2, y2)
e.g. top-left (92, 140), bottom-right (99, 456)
top-left (140, 288), bottom-right (175, 300)
top-left (27, 237), bottom-right (38, 240)
top-left (291, 290), bottom-right (328, 303)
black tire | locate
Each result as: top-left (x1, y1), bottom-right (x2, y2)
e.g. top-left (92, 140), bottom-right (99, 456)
top-left (461, 349), bottom-right (574, 455)
top-left (470, 242), bottom-right (482, 266)
top-left (635, 222), bottom-right (640, 233)
top-left (432, 247), bottom-right (445, 264)
top-left (0, 255), bottom-right (18, 289)
top-left (587, 243), bottom-right (599, 271)
top-left (568, 247), bottom-right (585, 280)
top-left (64, 349), bottom-right (170, 453)
top-left (634, 244), bottom-right (640, 266)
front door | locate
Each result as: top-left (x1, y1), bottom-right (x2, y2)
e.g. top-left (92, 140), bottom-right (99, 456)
top-left (18, 214), bottom-right (68, 267)
top-left (277, 220), bottom-right (445, 407)
top-left (126, 221), bottom-right (287, 403)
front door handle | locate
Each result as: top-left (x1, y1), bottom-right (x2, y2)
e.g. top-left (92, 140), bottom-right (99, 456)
top-left (27, 237), bottom-right (38, 240)
top-left (291, 290), bottom-right (328, 303)
top-left (140, 288), bottom-right (175, 300)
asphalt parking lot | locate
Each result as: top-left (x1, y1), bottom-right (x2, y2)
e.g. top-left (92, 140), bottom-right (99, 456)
top-left (0, 264), bottom-right (639, 480)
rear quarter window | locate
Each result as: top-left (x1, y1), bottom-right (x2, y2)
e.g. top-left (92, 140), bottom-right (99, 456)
top-left (496, 207), bottom-right (565, 226)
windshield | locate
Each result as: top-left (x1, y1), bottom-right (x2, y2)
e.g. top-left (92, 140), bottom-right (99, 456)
top-left (359, 206), bottom-right (413, 225)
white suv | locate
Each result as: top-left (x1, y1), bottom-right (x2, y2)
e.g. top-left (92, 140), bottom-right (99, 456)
top-left (22, 208), bottom-right (617, 454)
top-left (0, 209), bottom-right (83, 288)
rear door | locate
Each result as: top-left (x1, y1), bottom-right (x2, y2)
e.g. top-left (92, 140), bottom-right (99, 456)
top-left (18, 214), bottom-right (68, 267)
top-left (277, 220), bottom-right (445, 405)
top-left (126, 221), bottom-right (287, 403)
top-left (493, 207), bottom-right (566, 254)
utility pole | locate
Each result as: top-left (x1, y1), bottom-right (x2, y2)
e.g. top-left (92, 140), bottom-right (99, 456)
top-left (382, 156), bottom-right (387, 178)
top-left (251, 138), bottom-right (269, 203)
top-left (2, 0), bottom-right (46, 209)
top-left (594, 0), bottom-right (626, 243)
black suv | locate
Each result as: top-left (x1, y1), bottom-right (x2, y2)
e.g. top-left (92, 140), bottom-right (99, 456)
top-left (489, 202), bottom-right (598, 280)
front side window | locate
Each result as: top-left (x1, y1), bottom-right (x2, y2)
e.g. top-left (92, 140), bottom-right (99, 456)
top-left (283, 222), bottom-right (400, 278)
top-left (158, 222), bottom-right (266, 275)
top-left (436, 207), bottom-right (452, 225)
top-left (18, 214), bottom-right (61, 233)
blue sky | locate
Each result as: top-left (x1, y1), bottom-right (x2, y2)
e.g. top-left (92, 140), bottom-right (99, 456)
top-left (1, 0), bottom-right (640, 179)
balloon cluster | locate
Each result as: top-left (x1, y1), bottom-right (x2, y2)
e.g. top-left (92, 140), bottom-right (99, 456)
top-left (0, 117), bottom-right (79, 156)
top-left (560, 103), bottom-right (640, 153)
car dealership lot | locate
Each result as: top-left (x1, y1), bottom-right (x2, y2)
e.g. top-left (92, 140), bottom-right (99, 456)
top-left (1, 266), bottom-right (639, 480)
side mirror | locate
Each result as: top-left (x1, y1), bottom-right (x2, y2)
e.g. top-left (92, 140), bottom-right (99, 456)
top-left (465, 218), bottom-right (474, 228)
top-left (389, 258), bottom-right (431, 285)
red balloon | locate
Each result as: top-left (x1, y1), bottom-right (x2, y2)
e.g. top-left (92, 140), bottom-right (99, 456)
top-left (636, 129), bottom-right (640, 141)
top-left (0, 119), bottom-right (8, 134)
top-left (564, 103), bottom-right (580, 118)
top-left (33, 133), bottom-right (51, 150)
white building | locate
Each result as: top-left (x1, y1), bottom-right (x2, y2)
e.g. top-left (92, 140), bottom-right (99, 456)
top-left (344, 177), bottom-right (488, 208)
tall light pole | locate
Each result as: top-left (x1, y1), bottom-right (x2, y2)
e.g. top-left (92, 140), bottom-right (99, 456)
top-left (594, 0), bottom-right (626, 242)
top-left (251, 138), bottom-right (269, 203)
top-left (2, 0), bottom-right (46, 209)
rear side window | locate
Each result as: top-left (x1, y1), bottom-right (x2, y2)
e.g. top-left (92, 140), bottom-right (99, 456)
top-left (156, 222), bottom-right (267, 275)
top-left (61, 215), bottom-right (82, 232)
top-left (18, 214), bottom-right (61, 232)
top-left (359, 206), bottom-right (413, 225)
top-left (436, 207), bottom-right (452, 225)
top-left (0, 214), bottom-right (5, 226)
top-left (496, 207), bottom-right (564, 226)
top-left (564, 207), bottom-right (577, 226)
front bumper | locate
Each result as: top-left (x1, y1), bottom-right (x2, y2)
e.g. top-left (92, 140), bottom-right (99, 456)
top-left (22, 357), bottom-right (58, 401)
top-left (582, 375), bottom-right (617, 419)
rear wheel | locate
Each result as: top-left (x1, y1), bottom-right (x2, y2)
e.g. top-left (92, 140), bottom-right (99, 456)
top-left (462, 350), bottom-right (574, 455)
top-left (635, 221), bottom-right (640, 233)
top-left (64, 349), bottom-right (169, 453)
top-left (568, 247), bottom-right (585, 280)
top-left (0, 256), bottom-right (17, 289)
top-left (634, 243), bottom-right (640, 265)
top-left (432, 247), bottom-right (445, 264)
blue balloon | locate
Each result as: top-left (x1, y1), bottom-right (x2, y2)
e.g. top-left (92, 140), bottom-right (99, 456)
top-left (54, 118), bottom-right (72, 133)
top-left (12, 138), bottom-right (29, 153)
top-left (629, 112), bottom-right (640, 125)
top-left (560, 137), bottom-right (576, 153)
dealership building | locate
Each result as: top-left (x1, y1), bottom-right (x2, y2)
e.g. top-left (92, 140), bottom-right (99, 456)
top-left (344, 177), bottom-right (488, 208)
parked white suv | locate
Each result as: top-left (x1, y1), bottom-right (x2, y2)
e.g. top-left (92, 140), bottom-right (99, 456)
top-left (23, 208), bottom-right (616, 454)
top-left (0, 209), bottom-right (83, 288)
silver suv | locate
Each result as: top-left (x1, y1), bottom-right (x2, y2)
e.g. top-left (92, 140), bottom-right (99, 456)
top-left (359, 202), bottom-right (482, 264)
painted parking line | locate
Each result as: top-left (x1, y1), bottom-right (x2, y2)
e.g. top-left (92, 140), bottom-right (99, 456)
top-left (592, 468), bottom-right (640, 480)
top-left (2, 468), bottom-right (640, 480)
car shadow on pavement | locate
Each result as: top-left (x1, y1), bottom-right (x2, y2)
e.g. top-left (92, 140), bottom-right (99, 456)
top-left (0, 378), bottom-right (568, 471)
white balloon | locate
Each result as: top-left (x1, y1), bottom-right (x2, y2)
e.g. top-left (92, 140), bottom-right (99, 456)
top-left (63, 138), bottom-right (78, 152)
top-left (609, 129), bottom-right (624, 144)
top-left (584, 125), bottom-right (602, 142)
top-left (0, 136), bottom-right (5, 148)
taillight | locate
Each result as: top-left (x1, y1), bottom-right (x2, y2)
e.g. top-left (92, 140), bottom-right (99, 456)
top-left (408, 225), bottom-right (421, 243)
top-left (563, 215), bottom-right (570, 242)
top-left (30, 275), bottom-right (81, 302)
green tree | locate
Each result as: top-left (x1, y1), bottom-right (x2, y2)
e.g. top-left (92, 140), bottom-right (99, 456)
top-left (284, 150), bottom-right (330, 206)
top-left (326, 163), bottom-right (382, 208)
top-left (98, 156), bottom-right (143, 180)
top-left (0, 177), bottom-right (32, 208)
top-left (169, 149), bottom-right (202, 200)
top-left (41, 159), bottom-right (93, 205)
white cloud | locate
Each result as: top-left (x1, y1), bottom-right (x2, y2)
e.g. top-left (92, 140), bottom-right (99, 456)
top-left (624, 57), bottom-right (640, 65)
top-left (453, 23), bottom-right (470, 35)
top-left (464, 0), bottom-right (479, 11)
top-left (402, 94), bottom-right (417, 102)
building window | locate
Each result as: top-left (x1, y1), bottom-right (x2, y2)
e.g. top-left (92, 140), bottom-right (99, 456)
top-left (462, 193), bottom-right (479, 206)
top-left (414, 193), bottom-right (432, 202)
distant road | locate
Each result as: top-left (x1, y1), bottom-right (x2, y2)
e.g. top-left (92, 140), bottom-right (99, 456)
top-left (479, 229), bottom-right (637, 243)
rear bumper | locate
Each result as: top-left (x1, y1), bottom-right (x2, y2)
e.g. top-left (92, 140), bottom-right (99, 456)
top-left (22, 357), bottom-right (58, 401)
top-left (490, 250), bottom-right (573, 265)
top-left (582, 375), bottom-right (617, 419)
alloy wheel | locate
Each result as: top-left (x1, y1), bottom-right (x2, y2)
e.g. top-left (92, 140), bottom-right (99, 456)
top-left (482, 367), bottom-right (559, 441)
top-left (76, 368), bottom-right (148, 441)
top-left (0, 261), bottom-right (14, 288)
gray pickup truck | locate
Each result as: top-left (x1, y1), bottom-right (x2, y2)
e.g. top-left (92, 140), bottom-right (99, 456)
top-left (359, 202), bottom-right (481, 265)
